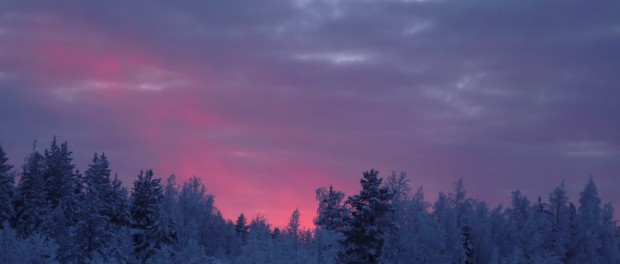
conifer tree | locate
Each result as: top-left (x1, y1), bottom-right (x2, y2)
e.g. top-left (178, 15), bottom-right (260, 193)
top-left (131, 169), bottom-right (177, 263)
top-left (0, 144), bottom-right (15, 225)
top-left (239, 214), bottom-right (272, 264)
top-left (599, 203), bottom-right (620, 263)
top-left (110, 173), bottom-right (131, 227)
top-left (340, 169), bottom-right (393, 264)
top-left (287, 209), bottom-right (301, 240)
top-left (235, 213), bottom-right (250, 243)
top-left (314, 185), bottom-right (346, 264)
top-left (548, 182), bottom-right (572, 260)
top-left (0, 223), bottom-right (59, 264)
top-left (382, 172), bottom-right (411, 264)
top-left (84, 153), bottom-right (116, 222)
top-left (66, 184), bottom-right (113, 263)
top-left (42, 139), bottom-right (80, 246)
top-left (315, 185), bottom-right (346, 231)
top-left (286, 209), bottom-right (301, 264)
top-left (573, 177), bottom-right (604, 263)
top-left (43, 138), bottom-right (76, 210)
top-left (14, 150), bottom-right (48, 236)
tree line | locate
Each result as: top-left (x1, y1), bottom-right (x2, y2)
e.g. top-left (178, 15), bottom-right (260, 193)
top-left (0, 138), bottom-right (618, 263)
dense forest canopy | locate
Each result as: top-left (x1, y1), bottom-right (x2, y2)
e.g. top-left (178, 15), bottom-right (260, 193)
top-left (0, 138), bottom-right (618, 264)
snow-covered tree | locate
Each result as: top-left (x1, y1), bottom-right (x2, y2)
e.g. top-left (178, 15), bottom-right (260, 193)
top-left (599, 203), bottom-right (620, 263)
top-left (0, 144), bottom-right (15, 225)
top-left (131, 169), bottom-right (177, 263)
top-left (572, 177), bottom-right (604, 263)
top-left (288, 209), bottom-right (301, 252)
top-left (14, 150), bottom-right (49, 237)
top-left (64, 184), bottom-right (114, 263)
top-left (340, 169), bottom-right (394, 264)
top-left (43, 138), bottom-right (77, 210)
top-left (163, 174), bottom-right (180, 222)
top-left (399, 186), bottom-right (445, 263)
top-left (4, 137), bottom-right (620, 264)
top-left (434, 191), bottom-right (465, 263)
top-left (177, 176), bottom-right (227, 258)
top-left (0, 223), bottom-right (58, 264)
top-left (235, 213), bottom-right (250, 243)
top-left (313, 185), bottom-right (346, 264)
top-left (381, 171), bottom-right (410, 264)
top-left (468, 201), bottom-right (495, 264)
top-left (109, 173), bottom-right (131, 228)
top-left (176, 238), bottom-right (210, 264)
top-left (238, 214), bottom-right (273, 264)
top-left (547, 182), bottom-right (572, 260)
top-left (313, 226), bottom-right (343, 264)
top-left (315, 185), bottom-right (346, 231)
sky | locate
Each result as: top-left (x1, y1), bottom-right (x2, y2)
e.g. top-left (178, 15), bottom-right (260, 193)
top-left (0, 0), bottom-right (619, 228)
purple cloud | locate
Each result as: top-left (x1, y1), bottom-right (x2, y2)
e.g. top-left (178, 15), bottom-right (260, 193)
top-left (1, 0), bottom-right (619, 227)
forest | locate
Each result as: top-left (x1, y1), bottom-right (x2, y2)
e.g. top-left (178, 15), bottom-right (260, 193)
top-left (0, 138), bottom-right (619, 264)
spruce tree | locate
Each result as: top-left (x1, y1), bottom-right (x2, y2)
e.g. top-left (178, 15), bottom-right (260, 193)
top-left (110, 173), bottom-right (131, 227)
top-left (573, 177), bottom-right (603, 263)
top-left (548, 182), bottom-right (572, 260)
top-left (42, 139), bottom-right (80, 244)
top-left (14, 150), bottom-right (48, 236)
top-left (235, 213), bottom-right (250, 243)
top-left (131, 169), bottom-right (177, 263)
top-left (43, 138), bottom-right (76, 210)
top-left (287, 209), bottom-right (301, 264)
top-left (66, 184), bottom-right (113, 263)
top-left (84, 153), bottom-right (126, 228)
top-left (340, 169), bottom-right (393, 264)
top-left (314, 185), bottom-right (346, 231)
top-left (600, 203), bottom-right (620, 263)
top-left (0, 144), bottom-right (15, 225)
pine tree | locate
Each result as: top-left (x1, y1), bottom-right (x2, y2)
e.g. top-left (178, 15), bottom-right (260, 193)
top-left (43, 138), bottom-right (76, 210)
top-left (340, 169), bottom-right (393, 264)
top-left (84, 153), bottom-right (112, 194)
top-left (286, 209), bottom-right (301, 264)
top-left (239, 214), bottom-right (272, 264)
top-left (14, 150), bottom-right (49, 236)
top-left (235, 213), bottom-right (250, 243)
top-left (163, 174), bottom-right (180, 222)
top-left (42, 139), bottom-right (80, 246)
top-left (599, 203), bottom-right (620, 263)
top-left (131, 169), bottom-right (177, 263)
top-left (0, 144), bottom-right (15, 225)
top-left (66, 184), bottom-right (114, 263)
top-left (109, 173), bottom-right (131, 227)
top-left (548, 182), bottom-right (572, 260)
top-left (84, 153), bottom-right (117, 223)
top-left (573, 177), bottom-right (603, 263)
top-left (314, 185), bottom-right (346, 231)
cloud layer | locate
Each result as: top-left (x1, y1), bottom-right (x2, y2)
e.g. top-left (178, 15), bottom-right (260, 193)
top-left (1, 0), bottom-right (619, 227)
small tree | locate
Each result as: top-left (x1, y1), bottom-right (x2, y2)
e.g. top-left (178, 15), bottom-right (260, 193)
top-left (314, 185), bottom-right (346, 231)
top-left (235, 213), bottom-right (250, 243)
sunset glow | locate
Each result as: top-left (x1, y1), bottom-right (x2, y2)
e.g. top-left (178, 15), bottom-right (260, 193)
top-left (1, 0), bottom-right (619, 229)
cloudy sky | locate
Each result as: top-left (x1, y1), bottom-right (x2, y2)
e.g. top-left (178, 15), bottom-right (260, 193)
top-left (1, 0), bottom-right (619, 227)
